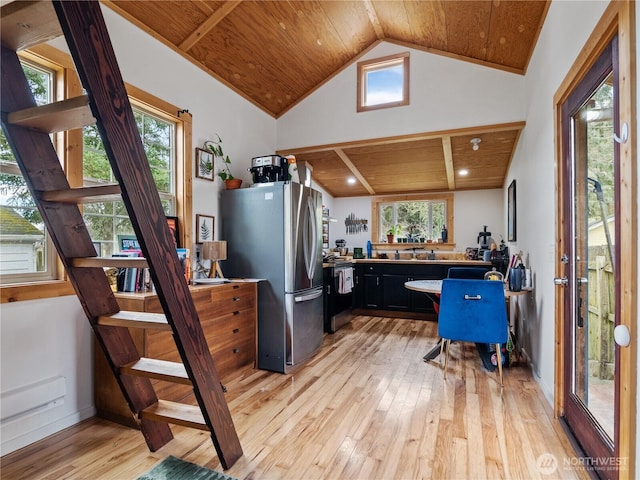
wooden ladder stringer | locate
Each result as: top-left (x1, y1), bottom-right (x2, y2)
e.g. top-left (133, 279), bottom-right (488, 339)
top-left (0, 0), bottom-right (242, 469)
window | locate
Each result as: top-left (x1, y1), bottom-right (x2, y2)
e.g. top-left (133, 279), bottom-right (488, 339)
top-left (372, 193), bottom-right (454, 245)
top-left (357, 53), bottom-right (409, 112)
top-left (83, 108), bottom-right (176, 257)
top-left (0, 47), bottom-right (192, 301)
top-left (0, 60), bottom-right (58, 282)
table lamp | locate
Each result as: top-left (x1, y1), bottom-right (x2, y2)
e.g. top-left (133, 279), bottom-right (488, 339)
top-left (202, 241), bottom-right (227, 278)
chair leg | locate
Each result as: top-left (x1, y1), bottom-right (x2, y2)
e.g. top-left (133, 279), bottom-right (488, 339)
top-left (443, 339), bottom-right (451, 379)
top-left (495, 343), bottom-right (504, 387)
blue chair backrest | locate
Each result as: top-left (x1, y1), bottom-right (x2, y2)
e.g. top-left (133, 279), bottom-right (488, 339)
top-left (437, 278), bottom-right (508, 344)
top-left (447, 267), bottom-right (490, 279)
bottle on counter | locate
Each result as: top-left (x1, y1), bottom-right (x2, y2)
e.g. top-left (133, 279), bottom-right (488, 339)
top-left (366, 240), bottom-right (372, 258)
top-left (441, 225), bottom-right (448, 243)
top-left (395, 250), bottom-right (400, 260)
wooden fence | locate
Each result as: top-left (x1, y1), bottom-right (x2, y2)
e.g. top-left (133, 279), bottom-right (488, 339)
top-left (587, 246), bottom-right (615, 380)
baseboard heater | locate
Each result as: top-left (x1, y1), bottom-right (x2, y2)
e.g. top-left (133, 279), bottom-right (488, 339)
top-left (1, 376), bottom-right (66, 422)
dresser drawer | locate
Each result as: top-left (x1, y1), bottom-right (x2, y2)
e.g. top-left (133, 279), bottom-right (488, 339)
top-left (212, 336), bottom-right (256, 378)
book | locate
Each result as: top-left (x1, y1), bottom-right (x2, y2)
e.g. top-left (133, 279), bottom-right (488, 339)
top-left (176, 248), bottom-right (190, 283)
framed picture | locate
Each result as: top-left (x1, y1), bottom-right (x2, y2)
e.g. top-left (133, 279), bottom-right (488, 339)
top-left (166, 215), bottom-right (181, 248)
top-left (195, 147), bottom-right (214, 181)
top-left (196, 214), bottom-right (214, 244)
top-left (507, 180), bottom-right (517, 242)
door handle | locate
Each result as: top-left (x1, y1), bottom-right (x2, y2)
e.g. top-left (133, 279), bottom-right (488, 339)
top-left (614, 325), bottom-right (631, 347)
top-left (554, 277), bottom-right (568, 286)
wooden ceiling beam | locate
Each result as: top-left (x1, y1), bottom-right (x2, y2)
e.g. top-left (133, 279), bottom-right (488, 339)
top-left (335, 148), bottom-right (376, 195)
top-left (442, 136), bottom-right (455, 190)
top-left (280, 122), bottom-right (526, 155)
top-left (363, 0), bottom-right (385, 39)
top-left (179, 1), bottom-right (242, 52)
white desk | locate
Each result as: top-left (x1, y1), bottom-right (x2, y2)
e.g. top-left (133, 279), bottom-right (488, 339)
top-left (404, 279), bottom-right (531, 298)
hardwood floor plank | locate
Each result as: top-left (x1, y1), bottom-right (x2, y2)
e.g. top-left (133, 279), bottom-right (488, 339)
top-left (0, 315), bottom-right (588, 480)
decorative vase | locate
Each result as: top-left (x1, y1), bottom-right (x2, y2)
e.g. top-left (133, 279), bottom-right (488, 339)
top-left (387, 234), bottom-right (394, 243)
top-left (225, 178), bottom-right (242, 190)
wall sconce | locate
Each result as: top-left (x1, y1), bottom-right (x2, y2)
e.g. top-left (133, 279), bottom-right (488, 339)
top-left (470, 137), bottom-right (482, 151)
top-left (202, 241), bottom-right (227, 278)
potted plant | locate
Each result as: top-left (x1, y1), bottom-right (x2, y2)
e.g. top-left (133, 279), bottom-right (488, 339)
top-left (386, 224), bottom-right (401, 243)
top-left (205, 134), bottom-right (242, 189)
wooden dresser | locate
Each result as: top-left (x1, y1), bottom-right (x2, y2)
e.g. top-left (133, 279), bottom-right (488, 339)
top-left (94, 281), bottom-right (257, 427)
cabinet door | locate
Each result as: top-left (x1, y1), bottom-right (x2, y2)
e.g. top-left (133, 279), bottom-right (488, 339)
top-left (362, 274), bottom-right (381, 308)
top-left (382, 274), bottom-right (411, 311)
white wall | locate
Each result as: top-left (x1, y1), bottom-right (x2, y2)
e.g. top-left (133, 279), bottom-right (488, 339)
top-left (0, 3), bottom-right (276, 455)
top-left (507, 0), bottom-right (609, 403)
top-left (277, 42), bottom-right (526, 149)
top-left (328, 189), bottom-right (504, 254)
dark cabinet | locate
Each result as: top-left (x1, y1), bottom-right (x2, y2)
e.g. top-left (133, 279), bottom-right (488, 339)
top-left (382, 274), bottom-right (411, 311)
top-left (354, 261), bottom-right (469, 315)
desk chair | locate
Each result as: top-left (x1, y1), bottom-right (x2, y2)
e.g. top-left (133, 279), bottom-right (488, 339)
top-left (446, 267), bottom-right (491, 279)
top-left (437, 278), bottom-right (508, 386)
top-left (430, 266), bottom-right (491, 313)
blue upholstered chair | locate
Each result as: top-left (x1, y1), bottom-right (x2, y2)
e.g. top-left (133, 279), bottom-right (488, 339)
top-left (437, 278), bottom-right (508, 386)
top-left (446, 267), bottom-right (491, 279)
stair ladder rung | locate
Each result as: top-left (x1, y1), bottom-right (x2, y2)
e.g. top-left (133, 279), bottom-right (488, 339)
top-left (98, 311), bottom-right (171, 331)
top-left (40, 184), bottom-right (122, 204)
top-left (121, 358), bottom-right (191, 385)
top-left (71, 257), bottom-right (149, 269)
top-left (1, 1), bottom-right (63, 51)
top-left (7, 95), bottom-right (95, 133)
top-left (141, 399), bottom-right (209, 431)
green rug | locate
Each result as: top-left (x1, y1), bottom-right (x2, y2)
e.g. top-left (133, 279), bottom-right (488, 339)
top-left (137, 456), bottom-right (237, 480)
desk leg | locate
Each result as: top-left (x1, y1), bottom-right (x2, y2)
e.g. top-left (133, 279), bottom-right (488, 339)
top-left (423, 338), bottom-right (443, 361)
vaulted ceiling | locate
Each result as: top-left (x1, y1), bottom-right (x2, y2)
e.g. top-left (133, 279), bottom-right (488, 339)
top-left (103, 0), bottom-right (549, 196)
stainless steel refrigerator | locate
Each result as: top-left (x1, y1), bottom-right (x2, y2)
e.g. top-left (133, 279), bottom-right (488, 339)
top-left (221, 182), bottom-right (323, 373)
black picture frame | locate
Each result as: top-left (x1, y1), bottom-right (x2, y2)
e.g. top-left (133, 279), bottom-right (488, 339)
top-left (166, 215), bottom-right (181, 248)
top-left (195, 214), bottom-right (214, 244)
top-left (507, 180), bottom-right (517, 242)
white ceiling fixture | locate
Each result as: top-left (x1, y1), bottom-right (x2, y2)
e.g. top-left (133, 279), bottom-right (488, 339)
top-left (470, 137), bottom-right (482, 151)
top-left (459, 169), bottom-right (469, 176)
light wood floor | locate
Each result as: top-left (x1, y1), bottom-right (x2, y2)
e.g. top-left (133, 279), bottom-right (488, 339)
top-left (1, 315), bottom-right (588, 480)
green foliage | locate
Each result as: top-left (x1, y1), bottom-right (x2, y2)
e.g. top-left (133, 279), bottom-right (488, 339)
top-left (205, 135), bottom-right (234, 181)
top-left (381, 200), bottom-right (446, 241)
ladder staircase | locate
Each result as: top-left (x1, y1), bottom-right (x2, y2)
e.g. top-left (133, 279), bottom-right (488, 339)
top-left (0, 0), bottom-right (242, 469)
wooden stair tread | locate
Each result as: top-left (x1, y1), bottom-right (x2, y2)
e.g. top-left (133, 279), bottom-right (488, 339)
top-left (98, 311), bottom-right (171, 331)
top-left (39, 184), bottom-right (122, 204)
top-left (1, 1), bottom-right (62, 51)
top-left (71, 257), bottom-right (148, 269)
top-left (7, 95), bottom-right (95, 133)
top-left (121, 358), bottom-right (191, 385)
top-left (140, 400), bottom-right (209, 431)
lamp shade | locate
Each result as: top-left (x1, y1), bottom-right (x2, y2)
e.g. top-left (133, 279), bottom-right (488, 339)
top-left (202, 241), bottom-right (227, 261)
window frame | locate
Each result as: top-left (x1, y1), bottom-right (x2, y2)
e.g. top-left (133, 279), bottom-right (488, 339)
top-left (357, 52), bottom-right (410, 113)
top-left (371, 193), bottom-right (454, 247)
top-left (0, 45), bottom-right (192, 303)
top-left (0, 57), bottom-right (59, 284)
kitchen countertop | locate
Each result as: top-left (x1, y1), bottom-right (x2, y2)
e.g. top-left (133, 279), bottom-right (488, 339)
top-left (323, 258), bottom-right (491, 267)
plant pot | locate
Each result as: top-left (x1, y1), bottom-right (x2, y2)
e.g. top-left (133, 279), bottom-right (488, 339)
top-left (225, 178), bottom-right (242, 190)
top-left (387, 234), bottom-right (395, 243)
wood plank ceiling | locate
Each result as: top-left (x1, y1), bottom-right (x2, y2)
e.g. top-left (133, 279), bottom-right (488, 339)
top-left (103, 1), bottom-right (548, 197)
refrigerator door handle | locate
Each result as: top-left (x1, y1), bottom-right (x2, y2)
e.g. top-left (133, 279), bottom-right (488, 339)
top-left (302, 195), bottom-right (318, 281)
top-left (295, 288), bottom-right (323, 303)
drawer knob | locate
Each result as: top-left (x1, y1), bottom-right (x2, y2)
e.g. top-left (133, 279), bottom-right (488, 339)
top-left (233, 328), bottom-right (240, 334)
top-left (233, 348), bottom-right (240, 354)
top-left (233, 285), bottom-right (240, 289)
top-left (233, 310), bottom-right (240, 316)
top-left (233, 297), bottom-right (240, 301)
